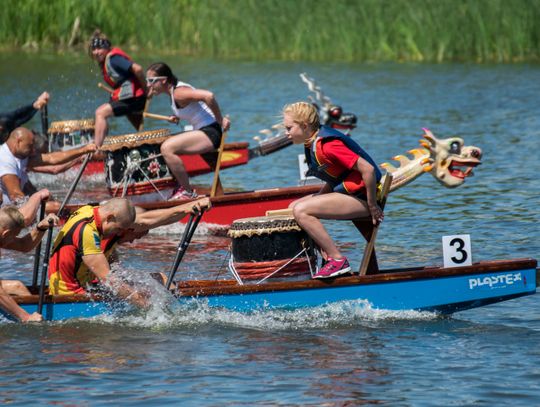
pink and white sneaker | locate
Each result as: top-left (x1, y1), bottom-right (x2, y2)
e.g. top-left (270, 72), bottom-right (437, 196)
top-left (313, 257), bottom-right (351, 279)
top-left (168, 186), bottom-right (198, 201)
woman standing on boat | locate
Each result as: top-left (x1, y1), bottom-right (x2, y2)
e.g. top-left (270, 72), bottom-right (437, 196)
top-left (283, 102), bottom-right (383, 279)
top-left (89, 30), bottom-right (147, 147)
top-left (145, 62), bottom-right (230, 200)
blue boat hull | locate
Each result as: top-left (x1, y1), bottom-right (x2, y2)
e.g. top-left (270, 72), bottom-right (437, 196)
top-left (10, 258), bottom-right (538, 321)
top-left (180, 266), bottom-right (537, 313)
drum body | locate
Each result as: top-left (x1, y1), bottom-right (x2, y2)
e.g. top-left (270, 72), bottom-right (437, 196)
top-left (102, 129), bottom-right (176, 197)
top-left (48, 119), bottom-right (95, 152)
top-left (228, 215), bottom-right (315, 281)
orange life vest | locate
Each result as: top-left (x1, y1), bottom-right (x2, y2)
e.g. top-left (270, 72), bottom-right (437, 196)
top-left (102, 47), bottom-right (145, 101)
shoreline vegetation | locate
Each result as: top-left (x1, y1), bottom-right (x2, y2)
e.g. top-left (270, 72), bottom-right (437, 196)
top-left (2, 0), bottom-right (540, 62)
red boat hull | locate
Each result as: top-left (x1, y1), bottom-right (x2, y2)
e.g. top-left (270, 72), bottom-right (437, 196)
top-left (81, 143), bottom-right (250, 180)
top-left (134, 184), bottom-right (321, 231)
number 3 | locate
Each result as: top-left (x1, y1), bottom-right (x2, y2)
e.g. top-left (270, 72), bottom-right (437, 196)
top-left (442, 234), bottom-right (472, 268)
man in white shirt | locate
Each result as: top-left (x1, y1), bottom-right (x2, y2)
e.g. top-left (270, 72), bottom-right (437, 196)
top-left (0, 127), bottom-right (97, 211)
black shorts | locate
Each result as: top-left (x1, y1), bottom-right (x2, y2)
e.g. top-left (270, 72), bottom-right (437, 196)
top-left (200, 122), bottom-right (223, 150)
top-left (110, 96), bottom-right (147, 117)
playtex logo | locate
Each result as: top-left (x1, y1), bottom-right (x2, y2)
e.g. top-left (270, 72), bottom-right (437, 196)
top-left (469, 272), bottom-right (524, 290)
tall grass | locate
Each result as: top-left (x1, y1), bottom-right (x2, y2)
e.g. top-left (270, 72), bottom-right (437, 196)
top-left (1, 0), bottom-right (539, 62)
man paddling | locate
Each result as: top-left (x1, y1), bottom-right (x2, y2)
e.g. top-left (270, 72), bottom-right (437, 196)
top-left (48, 197), bottom-right (210, 301)
top-left (0, 127), bottom-right (96, 210)
top-left (0, 192), bottom-right (59, 322)
top-left (88, 30), bottom-right (147, 147)
top-left (47, 198), bottom-right (144, 304)
top-left (0, 91), bottom-right (49, 144)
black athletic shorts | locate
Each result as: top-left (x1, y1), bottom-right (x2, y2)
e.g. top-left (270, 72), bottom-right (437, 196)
top-left (200, 121), bottom-right (223, 150)
top-left (110, 96), bottom-right (147, 117)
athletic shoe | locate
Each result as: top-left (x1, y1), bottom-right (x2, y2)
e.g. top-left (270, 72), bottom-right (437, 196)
top-left (313, 257), bottom-right (351, 279)
top-left (168, 186), bottom-right (198, 201)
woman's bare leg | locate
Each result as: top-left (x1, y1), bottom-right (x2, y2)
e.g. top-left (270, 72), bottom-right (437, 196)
top-left (292, 192), bottom-right (370, 259)
top-left (160, 131), bottom-right (214, 190)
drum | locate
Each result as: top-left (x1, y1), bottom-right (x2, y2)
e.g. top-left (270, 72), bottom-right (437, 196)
top-left (228, 215), bottom-right (316, 281)
top-left (48, 119), bottom-right (95, 151)
top-left (101, 128), bottom-right (175, 197)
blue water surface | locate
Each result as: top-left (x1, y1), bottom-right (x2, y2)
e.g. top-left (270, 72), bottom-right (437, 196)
top-left (0, 54), bottom-right (539, 406)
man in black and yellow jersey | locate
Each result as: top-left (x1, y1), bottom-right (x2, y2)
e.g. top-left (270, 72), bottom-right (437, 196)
top-left (48, 198), bottom-right (142, 304)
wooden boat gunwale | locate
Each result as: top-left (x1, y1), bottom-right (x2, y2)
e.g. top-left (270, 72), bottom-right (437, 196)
top-left (13, 257), bottom-right (537, 306)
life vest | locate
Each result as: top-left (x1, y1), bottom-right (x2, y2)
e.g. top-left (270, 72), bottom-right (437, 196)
top-left (49, 209), bottom-right (96, 295)
top-left (102, 47), bottom-right (145, 101)
top-left (304, 126), bottom-right (382, 195)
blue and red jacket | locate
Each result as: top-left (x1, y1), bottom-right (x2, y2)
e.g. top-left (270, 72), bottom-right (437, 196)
top-left (304, 126), bottom-right (381, 195)
top-left (102, 47), bottom-right (145, 101)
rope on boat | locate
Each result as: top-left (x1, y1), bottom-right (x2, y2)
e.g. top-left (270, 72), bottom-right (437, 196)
top-left (112, 152), bottom-right (168, 199)
top-left (227, 248), bottom-right (317, 285)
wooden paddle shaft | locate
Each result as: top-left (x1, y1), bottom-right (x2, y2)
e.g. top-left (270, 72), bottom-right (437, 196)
top-left (210, 131), bottom-right (227, 197)
top-left (143, 112), bottom-right (171, 121)
top-left (359, 174), bottom-right (393, 276)
top-left (98, 82), bottom-right (114, 94)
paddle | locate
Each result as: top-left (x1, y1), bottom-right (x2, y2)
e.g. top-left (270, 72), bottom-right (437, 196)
top-left (37, 217), bottom-right (54, 314)
top-left (97, 82), bottom-right (114, 94)
top-left (210, 131), bottom-right (227, 197)
top-left (137, 98), bottom-right (151, 132)
top-left (165, 209), bottom-right (205, 290)
top-left (57, 153), bottom-right (92, 215)
top-left (36, 153), bottom-right (92, 313)
top-left (40, 105), bottom-right (48, 138)
top-left (358, 174), bottom-right (393, 276)
top-left (143, 112), bottom-right (171, 122)
top-left (31, 200), bottom-right (46, 288)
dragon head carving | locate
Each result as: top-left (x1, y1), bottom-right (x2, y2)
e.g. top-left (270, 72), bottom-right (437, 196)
top-left (420, 128), bottom-right (482, 188)
top-left (381, 129), bottom-right (482, 192)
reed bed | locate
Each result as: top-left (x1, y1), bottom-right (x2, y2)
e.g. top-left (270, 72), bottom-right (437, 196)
top-left (1, 0), bottom-right (539, 62)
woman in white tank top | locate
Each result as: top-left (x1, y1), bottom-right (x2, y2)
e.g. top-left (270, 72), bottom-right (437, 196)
top-left (145, 62), bottom-right (231, 200)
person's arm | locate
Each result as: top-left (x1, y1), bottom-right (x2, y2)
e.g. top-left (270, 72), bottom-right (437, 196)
top-left (130, 62), bottom-right (148, 95)
top-left (29, 142), bottom-right (96, 167)
top-left (134, 198), bottom-right (210, 231)
top-left (0, 285), bottom-right (42, 322)
top-left (2, 92), bottom-right (49, 129)
top-left (83, 253), bottom-right (148, 308)
top-left (175, 88), bottom-right (230, 131)
top-left (1, 214), bottom-right (59, 252)
top-left (18, 189), bottom-right (50, 226)
top-left (30, 157), bottom-right (81, 174)
top-left (354, 157), bottom-right (383, 225)
top-left (1, 174), bottom-right (25, 203)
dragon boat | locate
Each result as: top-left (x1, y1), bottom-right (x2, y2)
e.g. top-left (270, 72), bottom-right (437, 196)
top-left (62, 128), bottom-right (484, 233)
top-left (7, 259), bottom-right (538, 321)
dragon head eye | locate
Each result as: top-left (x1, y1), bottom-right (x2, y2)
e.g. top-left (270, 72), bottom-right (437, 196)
top-left (449, 141), bottom-right (461, 154)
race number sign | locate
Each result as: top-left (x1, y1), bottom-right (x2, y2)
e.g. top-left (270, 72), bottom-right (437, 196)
top-left (442, 234), bottom-right (472, 268)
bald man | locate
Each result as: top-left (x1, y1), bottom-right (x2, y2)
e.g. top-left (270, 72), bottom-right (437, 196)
top-left (0, 127), bottom-right (97, 209)
top-left (47, 198), bottom-right (148, 306)
top-left (0, 202), bottom-right (59, 323)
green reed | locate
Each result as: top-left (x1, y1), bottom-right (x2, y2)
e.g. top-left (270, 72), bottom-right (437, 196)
top-left (1, 0), bottom-right (539, 62)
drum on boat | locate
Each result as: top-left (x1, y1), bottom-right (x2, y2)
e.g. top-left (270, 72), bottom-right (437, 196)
top-left (47, 119), bottom-right (95, 152)
top-left (228, 214), bottom-right (316, 282)
top-left (100, 128), bottom-right (176, 197)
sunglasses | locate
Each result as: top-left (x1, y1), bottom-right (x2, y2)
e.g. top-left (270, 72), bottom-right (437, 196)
top-left (146, 76), bottom-right (167, 85)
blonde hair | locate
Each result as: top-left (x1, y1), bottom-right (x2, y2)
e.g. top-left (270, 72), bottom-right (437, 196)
top-left (282, 102), bottom-right (320, 131)
top-left (0, 206), bottom-right (25, 231)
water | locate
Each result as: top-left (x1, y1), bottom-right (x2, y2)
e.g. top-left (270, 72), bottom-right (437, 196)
top-left (1, 53), bottom-right (540, 405)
